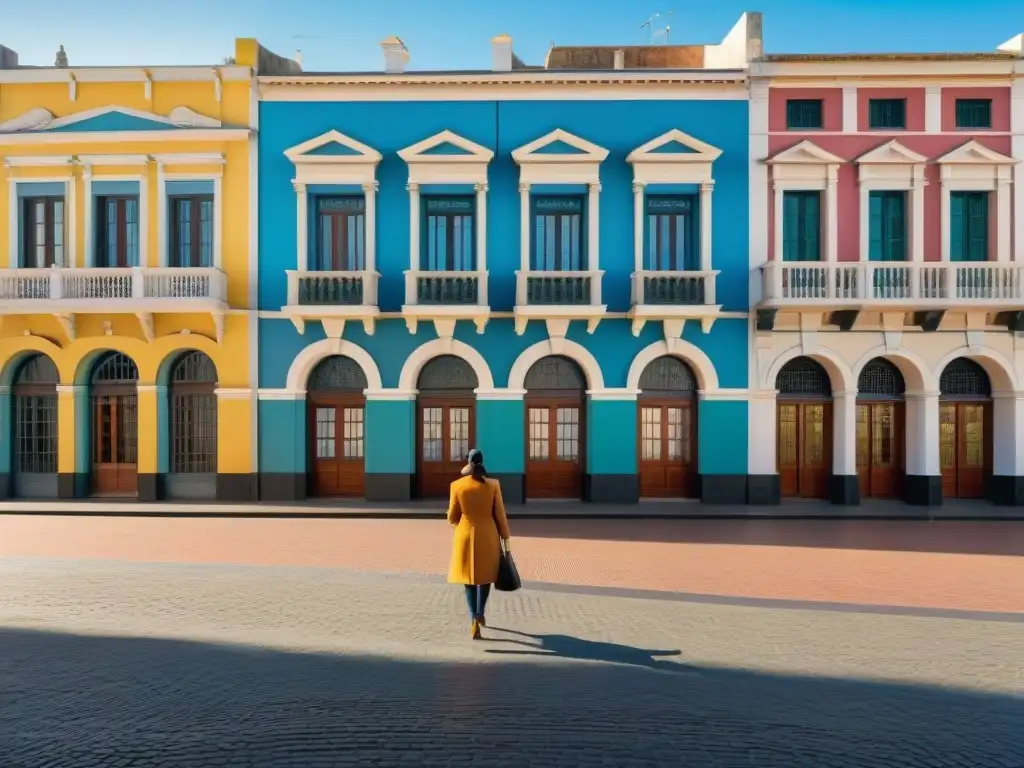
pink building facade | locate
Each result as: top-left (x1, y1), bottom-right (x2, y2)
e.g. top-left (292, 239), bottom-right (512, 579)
top-left (748, 46), bottom-right (1024, 510)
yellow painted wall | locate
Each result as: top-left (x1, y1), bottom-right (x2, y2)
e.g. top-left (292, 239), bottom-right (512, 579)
top-left (0, 68), bottom-right (256, 482)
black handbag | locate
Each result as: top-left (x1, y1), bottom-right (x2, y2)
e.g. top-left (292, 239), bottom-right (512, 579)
top-left (495, 540), bottom-right (522, 592)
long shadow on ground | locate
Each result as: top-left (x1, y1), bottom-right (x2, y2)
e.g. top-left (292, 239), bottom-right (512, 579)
top-left (0, 627), bottom-right (1020, 767)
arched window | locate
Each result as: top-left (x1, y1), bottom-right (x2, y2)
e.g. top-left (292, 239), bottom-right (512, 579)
top-left (857, 358), bottom-right (906, 398)
top-left (524, 356), bottom-right (586, 393)
top-left (416, 356), bottom-right (478, 499)
top-left (940, 359), bottom-right (992, 399)
top-left (417, 355), bottom-right (479, 392)
top-left (12, 354), bottom-right (59, 496)
top-left (91, 352), bottom-right (139, 384)
top-left (169, 352), bottom-right (218, 484)
top-left (89, 352), bottom-right (139, 495)
top-left (309, 356), bottom-right (368, 391)
top-left (776, 357), bottom-right (832, 398)
top-left (639, 356), bottom-right (697, 394)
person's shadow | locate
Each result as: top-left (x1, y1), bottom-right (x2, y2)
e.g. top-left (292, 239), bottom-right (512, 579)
top-left (483, 627), bottom-right (689, 674)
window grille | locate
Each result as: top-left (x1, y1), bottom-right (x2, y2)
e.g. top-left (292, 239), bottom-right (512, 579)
top-left (417, 356), bottom-right (479, 392)
top-left (857, 359), bottom-right (906, 397)
top-left (524, 356), bottom-right (586, 392)
top-left (309, 356), bottom-right (368, 391)
top-left (639, 356), bottom-right (696, 393)
top-left (776, 357), bottom-right (832, 398)
top-left (940, 358), bottom-right (991, 398)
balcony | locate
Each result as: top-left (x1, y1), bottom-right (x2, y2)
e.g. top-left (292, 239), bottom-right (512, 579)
top-left (513, 270), bottom-right (606, 335)
top-left (0, 266), bottom-right (228, 342)
top-left (283, 269), bottom-right (380, 336)
top-left (401, 270), bottom-right (490, 335)
top-left (762, 262), bottom-right (1024, 310)
top-left (628, 269), bottom-right (721, 336)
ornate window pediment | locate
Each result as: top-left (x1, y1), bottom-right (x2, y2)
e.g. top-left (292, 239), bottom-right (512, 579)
top-left (512, 129), bottom-right (608, 185)
top-left (0, 105), bottom-right (221, 133)
top-left (627, 129), bottom-right (722, 185)
top-left (398, 130), bottom-right (493, 185)
top-left (767, 140), bottom-right (844, 187)
top-left (285, 130), bottom-right (382, 186)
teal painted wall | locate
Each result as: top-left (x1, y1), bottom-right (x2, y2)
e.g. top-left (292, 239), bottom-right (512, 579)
top-left (258, 399), bottom-right (306, 474)
top-left (0, 393), bottom-right (10, 473)
top-left (365, 399), bottom-right (415, 474)
top-left (476, 399), bottom-right (524, 474)
top-left (157, 390), bottom-right (169, 474)
top-left (74, 389), bottom-right (89, 474)
top-left (587, 399), bottom-right (637, 475)
top-left (697, 399), bottom-right (748, 475)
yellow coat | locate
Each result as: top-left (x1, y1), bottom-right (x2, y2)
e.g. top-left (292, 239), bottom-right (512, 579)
top-left (446, 475), bottom-right (512, 586)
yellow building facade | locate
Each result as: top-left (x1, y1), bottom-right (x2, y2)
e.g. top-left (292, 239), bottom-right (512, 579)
top-left (0, 41), bottom-right (265, 501)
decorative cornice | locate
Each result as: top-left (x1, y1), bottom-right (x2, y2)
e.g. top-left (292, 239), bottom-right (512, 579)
top-left (260, 71), bottom-right (747, 88)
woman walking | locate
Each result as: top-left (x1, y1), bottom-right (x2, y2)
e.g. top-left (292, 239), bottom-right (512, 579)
top-left (447, 449), bottom-right (511, 639)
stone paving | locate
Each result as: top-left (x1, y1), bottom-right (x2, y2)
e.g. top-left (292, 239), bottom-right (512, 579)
top-left (0, 557), bottom-right (1022, 767)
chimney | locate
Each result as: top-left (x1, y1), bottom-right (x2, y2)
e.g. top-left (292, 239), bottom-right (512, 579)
top-left (295, 49), bottom-right (303, 68)
top-left (492, 34), bottom-right (513, 71)
top-left (0, 45), bottom-right (18, 69)
top-left (613, 49), bottom-right (625, 70)
top-left (381, 36), bottom-right (409, 74)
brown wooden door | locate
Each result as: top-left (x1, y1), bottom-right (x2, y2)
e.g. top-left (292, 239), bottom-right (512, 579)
top-left (777, 401), bottom-right (831, 499)
top-left (856, 402), bottom-right (903, 499)
top-left (525, 401), bottom-right (583, 499)
top-left (638, 400), bottom-right (696, 498)
top-left (417, 398), bottom-right (474, 499)
top-left (309, 396), bottom-right (365, 498)
top-left (940, 402), bottom-right (990, 499)
top-left (91, 393), bottom-right (138, 494)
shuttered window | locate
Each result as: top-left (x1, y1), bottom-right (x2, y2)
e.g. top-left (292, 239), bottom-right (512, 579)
top-left (868, 191), bottom-right (907, 262)
top-left (949, 191), bottom-right (989, 262)
top-left (955, 99), bottom-right (991, 129)
top-left (868, 99), bottom-right (906, 129)
top-left (786, 99), bottom-right (823, 129)
top-left (781, 191), bottom-right (821, 262)
top-left (645, 196), bottom-right (697, 271)
top-left (423, 197), bottom-right (475, 271)
top-left (532, 196), bottom-right (584, 271)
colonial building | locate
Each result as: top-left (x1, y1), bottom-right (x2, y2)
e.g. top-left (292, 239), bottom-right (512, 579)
top-left (0, 39), bottom-right (287, 501)
top-left (256, 15), bottom-right (762, 504)
top-left (749, 38), bottom-right (1024, 506)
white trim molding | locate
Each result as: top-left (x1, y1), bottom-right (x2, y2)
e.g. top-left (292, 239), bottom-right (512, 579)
top-left (625, 338), bottom-right (720, 394)
top-left (397, 129), bottom-right (494, 185)
top-left (0, 105), bottom-right (222, 134)
top-left (284, 130), bottom-right (382, 275)
top-left (283, 337), bottom-right (384, 392)
top-left (855, 140), bottom-right (928, 263)
top-left (4, 171), bottom-right (77, 269)
top-left (936, 140), bottom-right (1016, 262)
top-left (766, 140), bottom-right (844, 264)
top-left (397, 338), bottom-right (495, 392)
top-left (507, 338), bottom-right (605, 392)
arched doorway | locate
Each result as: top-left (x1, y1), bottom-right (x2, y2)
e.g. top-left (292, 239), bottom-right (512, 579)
top-left (638, 356), bottom-right (697, 498)
top-left (776, 357), bottom-right (832, 499)
top-left (524, 356), bottom-right (585, 499)
top-left (856, 358), bottom-right (905, 499)
top-left (12, 354), bottom-right (59, 498)
top-left (90, 352), bottom-right (139, 495)
top-left (416, 355), bottom-right (477, 499)
top-left (167, 351), bottom-right (218, 500)
top-left (307, 356), bottom-right (367, 498)
top-left (939, 358), bottom-right (992, 499)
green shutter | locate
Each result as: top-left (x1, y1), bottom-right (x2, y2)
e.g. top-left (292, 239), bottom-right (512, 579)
top-left (886, 192), bottom-right (906, 261)
top-left (868, 192), bottom-right (883, 261)
top-left (802, 192), bottom-right (821, 262)
top-left (950, 192), bottom-right (966, 262)
top-left (782, 193), bottom-right (799, 261)
top-left (966, 192), bottom-right (988, 262)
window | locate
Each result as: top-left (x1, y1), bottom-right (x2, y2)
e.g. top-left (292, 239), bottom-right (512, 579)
top-left (950, 191), bottom-right (989, 262)
top-left (315, 196), bottom-right (365, 271)
top-left (21, 196), bottom-right (66, 268)
top-left (955, 99), bottom-right (992, 129)
top-left (423, 197), bottom-right (475, 271)
top-left (786, 99), bottom-right (824, 130)
top-left (868, 99), bottom-right (906, 129)
top-left (96, 196), bottom-right (140, 268)
top-left (646, 196), bottom-right (697, 271)
top-left (868, 191), bottom-right (907, 262)
top-left (532, 196), bottom-right (584, 271)
top-left (169, 195), bottom-right (213, 268)
top-left (781, 191), bottom-right (821, 262)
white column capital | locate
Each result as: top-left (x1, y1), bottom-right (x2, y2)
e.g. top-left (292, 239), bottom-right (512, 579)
top-left (700, 181), bottom-right (715, 192)
top-left (474, 182), bottom-right (489, 193)
top-left (291, 181), bottom-right (305, 193)
top-left (632, 182), bottom-right (646, 193)
top-left (406, 182), bottom-right (419, 192)
top-left (518, 182), bottom-right (531, 193)
top-left (588, 182), bottom-right (602, 193)
top-left (361, 181), bottom-right (379, 193)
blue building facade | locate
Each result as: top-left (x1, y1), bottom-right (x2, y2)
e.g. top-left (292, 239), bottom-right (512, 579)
top-left (256, 70), bottom-right (753, 504)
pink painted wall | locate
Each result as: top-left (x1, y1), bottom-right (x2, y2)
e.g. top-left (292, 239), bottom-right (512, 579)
top-left (768, 88), bottom-right (843, 132)
top-left (765, 134), bottom-right (1013, 262)
top-left (857, 88), bottom-right (926, 132)
top-left (941, 87), bottom-right (1011, 132)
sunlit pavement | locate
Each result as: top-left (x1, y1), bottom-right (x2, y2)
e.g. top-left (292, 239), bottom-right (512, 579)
top-left (0, 516), bottom-right (1021, 766)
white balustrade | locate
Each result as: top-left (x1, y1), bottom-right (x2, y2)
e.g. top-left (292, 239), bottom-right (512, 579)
top-left (0, 266), bottom-right (227, 306)
top-left (762, 262), bottom-right (1024, 305)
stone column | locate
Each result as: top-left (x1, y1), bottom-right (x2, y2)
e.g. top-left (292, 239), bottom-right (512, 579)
top-left (407, 182), bottom-right (420, 273)
top-left (991, 391), bottom-right (1024, 505)
top-left (746, 390), bottom-right (780, 505)
top-left (904, 391), bottom-right (942, 505)
top-left (293, 182), bottom-right (307, 272)
top-left (699, 181), bottom-right (714, 273)
top-left (830, 389), bottom-right (859, 505)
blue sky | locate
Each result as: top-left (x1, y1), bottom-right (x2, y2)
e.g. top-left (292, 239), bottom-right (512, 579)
top-left (3, 0), bottom-right (1023, 70)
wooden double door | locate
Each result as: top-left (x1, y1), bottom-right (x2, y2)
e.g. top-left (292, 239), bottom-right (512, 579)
top-left (418, 397), bottom-right (474, 499)
top-left (525, 399), bottom-right (583, 499)
top-left (308, 394), bottom-right (365, 498)
top-left (92, 390), bottom-right (138, 495)
top-left (638, 399), bottom-right (697, 498)
top-left (777, 401), bottom-right (831, 499)
top-left (856, 401), bottom-right (904, 499)
top-left (939, 401), bottom-right (991, 499)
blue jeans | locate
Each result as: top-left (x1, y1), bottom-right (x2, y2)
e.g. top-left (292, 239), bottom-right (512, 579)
top-left (464, 585), bottom-right (491, 619)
